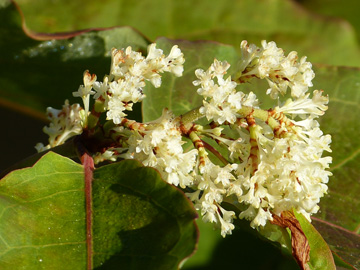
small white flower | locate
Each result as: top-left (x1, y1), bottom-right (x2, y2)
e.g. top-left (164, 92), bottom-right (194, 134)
top-left (72, 70), bottom-right (96, 117)
top-left (194, 59), bottom-right (258, 125)
top-left (106, 97), bottom-right (126, 124)
top-left (238, 40), bottom-right (315, 99)
top-left (123, 109), bottom-right (197, 188)
top-left (73, 70), bottom-right (96, 98)
top-left (36, 100), bottom-right (83, 151)
top-left (102, 44), bottom-right (186, 124)
top-left (34, 142), bottom-right (50, 152)
top-left (217, 205), bottom-right (236, 237)
top-left (93, 77), bottom-right (109, 100)
top-left (251, 208), bottom-right (273, 228)
top-left (165, 45), bottom-right (185, 77)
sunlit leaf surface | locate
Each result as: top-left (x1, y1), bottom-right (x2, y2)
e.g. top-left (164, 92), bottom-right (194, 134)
top-left (0, 152), bottom-right (86, 269)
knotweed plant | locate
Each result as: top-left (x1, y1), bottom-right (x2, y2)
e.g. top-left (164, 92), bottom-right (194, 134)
top-left (36, 41), bottom-right (332, 238)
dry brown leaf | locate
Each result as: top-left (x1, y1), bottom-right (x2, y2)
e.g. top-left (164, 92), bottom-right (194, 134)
top-left (271, 211), bottom-right (310, 270)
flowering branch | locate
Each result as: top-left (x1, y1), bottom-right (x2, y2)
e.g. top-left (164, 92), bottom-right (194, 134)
top-left (35, 40), bottom-right (332, 241)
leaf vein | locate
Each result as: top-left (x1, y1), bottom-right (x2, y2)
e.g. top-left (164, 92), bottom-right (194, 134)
top-left (0, 241), bottom-right (86, 257)
top-left (330, 97), bottom-right (360, 107)
top-left (6, 171), bottom-right (83, 188)
top-left (25, 189), bottom-right (84, 203)
top-left (330, 147), bottom-right (360, 171)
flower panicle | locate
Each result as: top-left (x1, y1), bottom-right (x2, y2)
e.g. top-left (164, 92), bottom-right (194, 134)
top-left (36, 40), bottom-right (332, 238)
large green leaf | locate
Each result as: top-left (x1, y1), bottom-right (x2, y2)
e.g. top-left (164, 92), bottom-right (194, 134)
top-left (13, 0), bottom-right (360, 66)
top-left (0, 152), bottom-right (198, 269)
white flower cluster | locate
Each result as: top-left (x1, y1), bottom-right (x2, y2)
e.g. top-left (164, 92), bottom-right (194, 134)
top-left (190, 155), bottom-right (239, 237)
top-left (193, 59), bottom-right (258, 124)
top-left (238, 40), bottom-right (315, 99)
top-left (187, 41), bottom-right (331, 233)
top-left (36, 40), bottom-right (331, 238)
top-left (229, 112), bottom-right (332, 228)
top-left (72, 43), bottom-right (185, 124)
top-left (122, 109), bottom-right (198, 188)
top-left (35, 100), bottom-right (84, 152)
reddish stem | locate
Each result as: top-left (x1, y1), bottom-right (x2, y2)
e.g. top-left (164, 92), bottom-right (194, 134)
top-left (80, 152), bottom-right (94, 270)
top-left (201, 140), bottom-right (229, 165)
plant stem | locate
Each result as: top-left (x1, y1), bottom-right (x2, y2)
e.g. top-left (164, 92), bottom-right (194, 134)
top-left (189, 131), bottom-right (208, 171)
top-left (178, 105), bottom-right (281, 133)
top-left (202, 140), bottom-right (229, 165)
top-left (75, 137), bottom-right (94, 270)
top-left (238, 106), bottom-right (281, 131)
top-left (178, 106), bottom-right (203, 126)
top-left (80, 152), bottom-right (94, 270)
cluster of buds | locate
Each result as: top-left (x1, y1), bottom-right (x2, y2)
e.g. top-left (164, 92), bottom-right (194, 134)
top-left (37, 41), bottom-right (332, 237)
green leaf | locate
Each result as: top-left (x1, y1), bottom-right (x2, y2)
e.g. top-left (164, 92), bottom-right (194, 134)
top-left (0, 1), bottom-right (150, 117)
top-left (0, 152), bottom-right (86, 269)
top-left (332, 250), bottom-right (357, 270)
top-left (92, 159), bottom-right (198, 269)
top-left (312, 65), bottom-right (360, 231)
top-left (309, 65), bottom-right (360, 269)
top-left (13, 0), bottom-right (360, 66)
top-left (311, 218), bottom-right (359, 270)
top-left (292, 211), bottom-right (336, 270)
